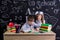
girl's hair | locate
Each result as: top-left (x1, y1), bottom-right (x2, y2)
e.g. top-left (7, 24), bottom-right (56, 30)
top-left (36, 13), bottom-right (44, 23)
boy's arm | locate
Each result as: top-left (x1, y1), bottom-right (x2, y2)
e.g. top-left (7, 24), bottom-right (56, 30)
top-left (33, 22), bottom-right (40, 28)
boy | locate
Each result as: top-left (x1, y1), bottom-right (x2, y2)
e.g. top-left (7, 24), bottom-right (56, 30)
top-left (21, 15), bottom-right (37, 33)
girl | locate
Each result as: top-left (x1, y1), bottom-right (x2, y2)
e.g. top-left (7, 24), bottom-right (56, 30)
top-left (35, 11), bottom-right (45, 28)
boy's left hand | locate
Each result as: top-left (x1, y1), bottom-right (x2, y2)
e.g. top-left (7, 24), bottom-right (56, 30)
top-left (35, 28), bottom-right (39, 32)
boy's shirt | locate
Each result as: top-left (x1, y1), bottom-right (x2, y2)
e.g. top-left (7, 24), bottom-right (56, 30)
top-left (21, 23), bottom-right (35, 32)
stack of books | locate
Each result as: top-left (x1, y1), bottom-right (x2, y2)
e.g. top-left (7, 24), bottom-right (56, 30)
top-left (40, 24), bottom-right (52, 32)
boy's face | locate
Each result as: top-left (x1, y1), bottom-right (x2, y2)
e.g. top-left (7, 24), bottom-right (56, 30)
top-left (28, 19), bottom-right (34, 25)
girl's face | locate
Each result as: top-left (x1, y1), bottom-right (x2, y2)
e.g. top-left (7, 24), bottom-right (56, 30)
top-left (37, 15), bottom-right (42, 20)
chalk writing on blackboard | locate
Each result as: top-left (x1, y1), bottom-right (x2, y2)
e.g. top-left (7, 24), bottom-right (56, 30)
top-left (59, 0), bottom-right (60, 2)
top-left (28, 0), bottom-right (56, 6)
top-left (18, 16), bottom-right (22, 20)
top-left (28, 1), bottom-right (35, 6)
top-left (44, 13), bottom-right (58, 27)
top-left (56, 37), bottom-right (60, 40)
top-left (2, 14), bottom-right (9, 18)
top-left (53, 9), bottom-right (59, 15)
top-left (56, 25), bottom-right (60, 30)
top-left (2, 1), bottom-right (7, 5)
top-left (26, 8), bottom-right (32, 15)
top-left (0, 5), bottom-right (8, 13)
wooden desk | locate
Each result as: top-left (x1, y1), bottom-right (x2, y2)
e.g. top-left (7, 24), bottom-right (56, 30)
top-left (4, 31), bottom-right (56, 40)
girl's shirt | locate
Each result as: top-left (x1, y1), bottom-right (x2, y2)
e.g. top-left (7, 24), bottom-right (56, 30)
top-left (35, 20), bottom-right (45, 28)
top-left (35, 20), bottom-right (42, 28)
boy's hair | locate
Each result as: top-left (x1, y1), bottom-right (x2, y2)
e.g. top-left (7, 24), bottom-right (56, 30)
top-left (27, 15), bottom-right (34, 21)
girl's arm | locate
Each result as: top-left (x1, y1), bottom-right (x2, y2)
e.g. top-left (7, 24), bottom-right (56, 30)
top-left (43, 20), bottom-right (45, 24)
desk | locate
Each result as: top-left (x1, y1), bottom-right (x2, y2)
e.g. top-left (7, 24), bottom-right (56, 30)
top-left (4, 31), bottom-right (56, 40)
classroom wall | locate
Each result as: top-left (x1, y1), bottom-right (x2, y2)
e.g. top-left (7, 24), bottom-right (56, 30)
top-left (0, 0), bottom-right (60, 40)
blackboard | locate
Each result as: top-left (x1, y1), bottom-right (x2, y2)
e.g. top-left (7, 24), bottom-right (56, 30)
top-left (0, 0), bottom-right (60, 40)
